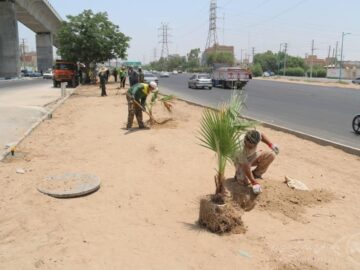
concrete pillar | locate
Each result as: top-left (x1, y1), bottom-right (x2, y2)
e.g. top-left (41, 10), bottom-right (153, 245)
top-left (0, 0), bottom-right (20, 78)
top-left (36, 32), bottom-right (53, 73)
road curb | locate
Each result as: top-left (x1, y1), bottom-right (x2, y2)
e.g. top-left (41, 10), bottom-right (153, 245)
top-left (0, 87), bottom-right (76, 161)
top-left (172, 96), bottom-right (360, 156)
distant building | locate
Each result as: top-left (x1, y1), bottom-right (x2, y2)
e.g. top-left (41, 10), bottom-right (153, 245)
top-left (304, 55), bottom-right (326, 67)
top-left (20, 51), bottom-right (37, 70)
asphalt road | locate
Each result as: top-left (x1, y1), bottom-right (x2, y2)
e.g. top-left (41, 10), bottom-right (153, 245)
top-left (157, 74), bottom-right (360, 150)
top-left (0, 78), bottom-right (60, 156)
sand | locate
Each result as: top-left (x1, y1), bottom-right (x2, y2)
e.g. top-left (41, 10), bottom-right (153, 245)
top-left (0, 82), bottom-right (359, 270)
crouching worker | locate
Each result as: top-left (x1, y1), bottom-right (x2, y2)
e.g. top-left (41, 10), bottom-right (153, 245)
top-left (233, 130), bottom-right (279, 187)
top-left (126, 81), bottom-right (157, 129)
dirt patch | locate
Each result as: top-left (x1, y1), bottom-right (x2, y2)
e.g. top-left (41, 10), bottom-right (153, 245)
top-left (198, 195), bottom-right (246, 234)
top-left (226, 178), bottom-right (334, 221)
top-left (257, 180), bottom-right (334, 221)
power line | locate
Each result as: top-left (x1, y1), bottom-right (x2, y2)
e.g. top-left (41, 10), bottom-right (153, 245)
top-left (158, 23), bottom-right (171, 59)
top-left (205, 0), bottom-right (219, 49)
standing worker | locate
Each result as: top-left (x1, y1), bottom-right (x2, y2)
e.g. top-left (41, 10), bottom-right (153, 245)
top-left (233, 130), bottom-right (279, 189)
top-left (126, 81), bottom-right (157, 129)
top-left (98, 66), bottom-right (108, 96)
top-left (119, 66), bottom-right (126, 88)
top-left (128, 66), bottom-right (139, 87)
top-left (113, 68), bottom-right (118, 82)
top-left (138, 67), bottom-right (144, 83)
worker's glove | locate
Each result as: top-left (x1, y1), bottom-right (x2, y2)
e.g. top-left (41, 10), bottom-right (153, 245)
top-left (269, 143), bottom-right (280, 155)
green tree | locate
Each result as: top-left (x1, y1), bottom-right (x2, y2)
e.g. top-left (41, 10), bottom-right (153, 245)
top-left (57, 10), bottom-right (130, 71)
top-left (186, 48), bottom-right (201, 70)
top-left (253, 51), bottom-right (277, 72)
top-left (205, 51), bottom-right (235, 67)
top-left (250, 63), bottom-right (263, 77)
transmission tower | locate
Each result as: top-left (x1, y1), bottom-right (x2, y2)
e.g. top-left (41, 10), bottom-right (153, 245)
top-left (158, 23), bottom-right (171, 59)
top-left (205, 0), bottom-right (218, 49)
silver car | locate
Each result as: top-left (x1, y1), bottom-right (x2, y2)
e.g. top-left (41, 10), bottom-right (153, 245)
top-left (352, 77), bottom-right (360, 84)
top-left (144, 72), bottom-right (159, 85)
top-left (188, 73), bottom-right (212, 89)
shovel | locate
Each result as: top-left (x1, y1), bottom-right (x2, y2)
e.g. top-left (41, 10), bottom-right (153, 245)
top-left (132, 99), bottom-right (162, 125)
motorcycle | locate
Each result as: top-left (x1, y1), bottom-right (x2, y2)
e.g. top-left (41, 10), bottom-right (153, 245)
top-left (353, 115), bottom-right (360, 134)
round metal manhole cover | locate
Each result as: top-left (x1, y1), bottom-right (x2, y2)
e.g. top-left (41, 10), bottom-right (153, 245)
top-left (37, 172), bottom-right (100, 198)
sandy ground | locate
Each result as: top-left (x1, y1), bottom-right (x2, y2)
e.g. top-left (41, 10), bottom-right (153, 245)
top-left (0, 82), bottom-right (359, 270)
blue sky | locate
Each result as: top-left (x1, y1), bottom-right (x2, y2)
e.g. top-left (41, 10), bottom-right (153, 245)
top-left (18, 0), bottom-right (360, 63)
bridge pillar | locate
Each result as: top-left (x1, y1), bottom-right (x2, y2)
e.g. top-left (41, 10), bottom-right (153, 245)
top-left (36, 32), bottom-right (53, 73)
top-left (0, 0), bottom-right (20, 78)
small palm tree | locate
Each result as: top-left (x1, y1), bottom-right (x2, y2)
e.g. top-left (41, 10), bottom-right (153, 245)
top-left (198, 92), bottom-right (254, 202)
top-left (145, 91), bottom-right (175, 125)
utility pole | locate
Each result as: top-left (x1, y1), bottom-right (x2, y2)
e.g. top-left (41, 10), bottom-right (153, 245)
top-left (252, 47), bottom-right (255, 63)
top-left (240, 49), bottom-right (245, 65)
top-left (277, 43), bottom-right (283, 75)
top-left (339, 32), bottom-right (351, 81)
top-left (334, 41), bottom-right (338, 66)
top-left (283, 43), bottom-right (288, 76)
top-left (153, 48), bottom-right (157, 62)
top-left (310, 39), bottom-right (316, 78)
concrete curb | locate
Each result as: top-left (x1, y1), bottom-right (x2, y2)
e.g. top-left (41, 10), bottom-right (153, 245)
top-left (171, 96), bottom-right (360, 156)
top-left (0, 87), bottom-right (76, 161)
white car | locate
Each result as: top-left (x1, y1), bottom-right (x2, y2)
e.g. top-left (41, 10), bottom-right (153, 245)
top-left (143, 72), bottom-right (159, 85)
top-left (43, 69), bottom-right (53, 79)
top-left (159, 71), bottom-right (170, 77)
top-left (188, 73), bottom-right (212, 89)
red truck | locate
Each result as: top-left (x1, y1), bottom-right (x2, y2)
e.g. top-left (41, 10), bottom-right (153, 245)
top-left (52, 60), bottom-right (79, 88)
top-left (212, 67), bottom-right (251, 89)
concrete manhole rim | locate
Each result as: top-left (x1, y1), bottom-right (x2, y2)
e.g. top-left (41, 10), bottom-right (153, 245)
top-left (37, 172), bottom-right (101, 198)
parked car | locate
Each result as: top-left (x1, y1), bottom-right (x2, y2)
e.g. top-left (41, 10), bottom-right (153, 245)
top-left (143, 72), bottom-right (159, 85)
top-left (28, 71), bottom-right (42, 77)
top-left (352, 77), bottom-right (360, 84)
top-left (159, 71), bottom-right (170, 77)
top-left (188, 73), bottom-right (212, 89)
top-left (43, 69), bottom-right (53, 79)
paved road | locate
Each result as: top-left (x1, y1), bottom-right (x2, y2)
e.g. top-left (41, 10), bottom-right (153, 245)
top-left (157, 74), bottom-right (360, 150)
top-left (0, 78), bottom-right (61, 155)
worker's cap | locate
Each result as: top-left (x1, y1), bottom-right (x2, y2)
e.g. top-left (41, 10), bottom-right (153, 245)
top-left (149, 81), bottom-right (157, 89)
top-left (245, 130), bottom-right (261, 145)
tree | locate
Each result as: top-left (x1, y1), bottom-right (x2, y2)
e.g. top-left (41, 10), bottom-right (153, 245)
top-left (57, 10), bottom-right (130, 72)
top-left (186, 48), bottom-right (201, 70)
top-left (250, 63), bottom-right (263, 77)
top-left (205, 51), bottom-right (235, 67)
top-left (253, 51), bottom-right (277, 72)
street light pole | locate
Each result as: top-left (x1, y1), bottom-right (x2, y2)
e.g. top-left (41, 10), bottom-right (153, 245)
top-left (339, 32), bottom-right (351, 81)
top-left (277, 43), bottom-right (285, 76)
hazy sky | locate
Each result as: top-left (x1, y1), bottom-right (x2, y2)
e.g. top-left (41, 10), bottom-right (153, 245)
top-left (18, 0), bottom-right (360, 63)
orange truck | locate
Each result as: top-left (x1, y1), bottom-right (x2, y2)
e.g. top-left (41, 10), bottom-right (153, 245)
top-left (52, 60), bottom-right (79, 88)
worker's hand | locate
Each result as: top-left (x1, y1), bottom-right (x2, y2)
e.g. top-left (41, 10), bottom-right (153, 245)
top-left (269, 143), bottom-right (280, 155)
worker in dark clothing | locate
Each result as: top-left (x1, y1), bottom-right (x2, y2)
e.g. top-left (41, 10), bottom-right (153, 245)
top-left (126, 81), bottom-right (158, 129)
top-left (98, 66), bottom-right (108, 96)
top-left (113, 68), bottom-right (118, 82)
top-left (128, 67), bottom-right (139, 87)
top-left (138, 67), bottom-right (144, 83)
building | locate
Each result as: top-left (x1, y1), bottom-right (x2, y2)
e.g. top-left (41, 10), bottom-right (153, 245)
top-left (304, 55), bottom-right (326, 67)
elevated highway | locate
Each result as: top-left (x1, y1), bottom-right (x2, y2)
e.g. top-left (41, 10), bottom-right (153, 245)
top-left (0, 0), bottom-right (62, 78)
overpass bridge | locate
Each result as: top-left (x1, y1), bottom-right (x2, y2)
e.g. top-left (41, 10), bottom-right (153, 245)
top-left (0, 0), bottom-right (62, 78)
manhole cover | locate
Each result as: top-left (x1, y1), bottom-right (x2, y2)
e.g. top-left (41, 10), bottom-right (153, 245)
top-left (37, 172), bottom-right (100, 198)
